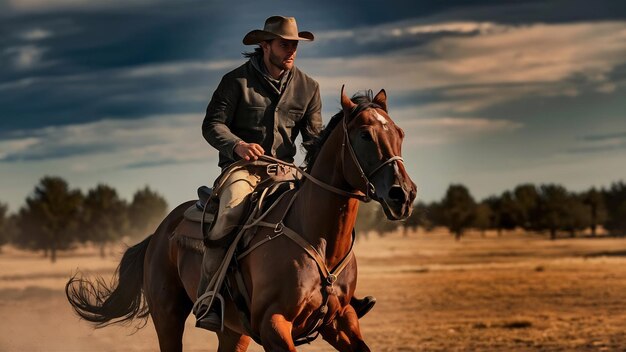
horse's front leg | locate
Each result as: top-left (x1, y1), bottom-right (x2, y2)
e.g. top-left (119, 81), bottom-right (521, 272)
top-left (258, 312), bottom-right (297, 352)
top-left (217, 327), bottom-right (251, 352)
top-left (320, 305), bottom-right (370, 352)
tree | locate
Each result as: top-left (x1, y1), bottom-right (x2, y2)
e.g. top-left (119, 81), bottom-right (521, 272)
top-left (482, 196), bottom-right (501, 235)
top-left (372, 205), bottom-right (399, 237)
top-left (610, 202), bottom-right (626, 236)
top-left (354, 201), bottom-right (378, 239)
top-left (0, 203), bottom-right (8, 253)
top-left (402, 202), bottom-right (427, 236)
top-left (537, 184), bottom-right (570, 240)
top-left (513, 184), bottom-right (540, 231)
top-left (440, 184), bottom-right (476, 241)
top-left (473, 202), bottom-right (493, 237)
top-left (603, 182), bottom-right (626, 236)
top-left (423, 201), bottom-right (443, 232)
top-left (82, 184), bottom-right (128, 258)
top-left (16, 176), bottom-right (83, 262)
top-left (127, 186), bottom-right (168, 237)
top-left (582, 187), bottom-right (607, 236)
top-left (485, 192), bottom-right (519, 236)
top-left (562, 194), bottom-right (591, 238)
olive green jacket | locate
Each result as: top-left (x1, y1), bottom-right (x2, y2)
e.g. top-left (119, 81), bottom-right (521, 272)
top-left (202, 59), bottom-right (323, 169)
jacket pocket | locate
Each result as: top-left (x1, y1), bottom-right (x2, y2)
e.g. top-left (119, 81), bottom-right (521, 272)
top-left (236, 106), bottom-right (266, 127)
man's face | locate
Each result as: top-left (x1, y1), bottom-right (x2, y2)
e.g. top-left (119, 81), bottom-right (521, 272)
top-left (263, 39), bottom-right (298, 71)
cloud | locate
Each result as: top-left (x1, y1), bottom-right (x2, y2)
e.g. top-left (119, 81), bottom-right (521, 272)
top-left (402, 22), bottom-right (504, 36)
top-left (581, 131), bottom-right (626, 142)
top-left (1, 16), bottom-right (624, 153)
top-left (405, 117), bottom-right (522, 131)
top-left (0, 114), bottom-right (214, 168)
top-left (568, 131), bottom-right (626, 154)
top-left (6, 0), bottom-right (160, 11)
top-left (0, 57), bottom-right (235, 132)
top-left (422, 22), bottom-right (626, 86)
top-left (595, 82), bottom-right (617, 93)
top-left (0, 137), bottom-right (40, 159)
top-left (305, 20), bottom-right (626, 113)
top-left (124, 158), bottom-right (196, 169)
top-left (567, 143), bottom-right (626, 154)
top-left (3, 45), bottom-right (47, 69)
top-left (4, 18), bottom-right (625, 136)
top-left (121, 59), bottom-right (240, 78)
top-left (0, 102), bottom-right (521, 167)
top-left (391, 111), bottom-right (522, 146)
top-left (316, 20), bottom-right (509, 43)
top-left (567, 131), bottom-right (626, 154)
top-left (19, 28), bottom-right (53, 41)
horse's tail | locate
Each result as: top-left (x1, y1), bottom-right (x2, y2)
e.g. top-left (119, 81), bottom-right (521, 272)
top-left (65, 234), bottom-right (153, 328)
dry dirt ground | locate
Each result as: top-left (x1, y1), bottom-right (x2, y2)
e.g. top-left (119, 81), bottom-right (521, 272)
top-left (1, 230), bottom-right (626, 351)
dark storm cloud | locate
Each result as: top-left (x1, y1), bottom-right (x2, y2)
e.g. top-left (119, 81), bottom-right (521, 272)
top-left (0, 143), bottom-right (108, 161)
top-left (1, 0), bottom-right (626, 137)
top-left (0, 65), bottom-right (226, 134)
top-left (425, 0), bottom-right (626, 24)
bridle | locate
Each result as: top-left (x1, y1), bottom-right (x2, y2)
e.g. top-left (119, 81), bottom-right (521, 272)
top-left (340, 102), bottom-right (404, 202)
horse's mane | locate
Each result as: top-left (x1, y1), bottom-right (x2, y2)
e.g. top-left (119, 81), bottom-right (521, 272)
top-left (304, 90), bottom-right (382, 172)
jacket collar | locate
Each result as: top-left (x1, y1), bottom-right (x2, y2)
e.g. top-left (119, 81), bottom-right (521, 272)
top-left (250, 55), bottom-right (291, 95)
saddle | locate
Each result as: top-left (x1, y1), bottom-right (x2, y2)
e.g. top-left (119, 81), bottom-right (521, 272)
top-left (174, 160), bottom-right (300, 246)
top-left (181, 186), bottom-right (217, 223)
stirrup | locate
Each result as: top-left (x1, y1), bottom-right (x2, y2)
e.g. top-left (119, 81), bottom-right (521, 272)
top-left (193, 291), bottom-right (225, 332)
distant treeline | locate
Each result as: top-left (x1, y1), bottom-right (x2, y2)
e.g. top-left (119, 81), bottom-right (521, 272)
top-left (2, 177), bottom-right (625, 261)
top-left (0, 176), bottom-right (168, 262)
top-left (356, 181), bottom-right (626, 241)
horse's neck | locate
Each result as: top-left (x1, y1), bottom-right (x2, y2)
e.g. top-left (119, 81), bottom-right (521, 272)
top-left (294, 127), bottom-right (358, 266)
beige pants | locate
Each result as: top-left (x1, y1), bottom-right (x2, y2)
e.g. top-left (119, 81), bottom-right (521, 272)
top-left (196, 168), bottom-right (260, 310)
top-left (208, 168), bottom-right (261, 240)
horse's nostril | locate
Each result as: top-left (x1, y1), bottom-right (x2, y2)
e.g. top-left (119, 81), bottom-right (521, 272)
top-left (388, 185), bottom-right (406, 203)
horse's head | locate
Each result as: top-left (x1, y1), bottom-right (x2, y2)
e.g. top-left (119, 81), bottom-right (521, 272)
top-left (340, 86), bottom-right (417, 220)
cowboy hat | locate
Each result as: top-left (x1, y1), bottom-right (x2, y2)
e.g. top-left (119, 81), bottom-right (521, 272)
top-left (243, 16), bottom-right (314, 45)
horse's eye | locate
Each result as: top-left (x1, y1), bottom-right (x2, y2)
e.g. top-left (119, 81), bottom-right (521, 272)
top-left (360, 131), bottom-right (373, 141)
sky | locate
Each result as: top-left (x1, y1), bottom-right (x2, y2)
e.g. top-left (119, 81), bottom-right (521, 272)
top-left (1, 0), bottom-right (625, 212)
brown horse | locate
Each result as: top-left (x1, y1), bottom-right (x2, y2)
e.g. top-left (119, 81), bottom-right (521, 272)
top-left (66, 86), bottom-right (416, 351)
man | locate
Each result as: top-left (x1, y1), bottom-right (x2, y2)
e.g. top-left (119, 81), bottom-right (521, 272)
top-left (194, 15), bottom-right (375, 331)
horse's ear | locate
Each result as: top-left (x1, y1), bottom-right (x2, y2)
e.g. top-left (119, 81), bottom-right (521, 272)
top-left (373, 89), bottom-right (388, 112)
top-left (341, 85), bottom-right (356, 114)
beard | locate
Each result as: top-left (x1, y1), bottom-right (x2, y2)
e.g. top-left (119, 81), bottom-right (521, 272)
top-left (268, 48), bottom-right (294, 71)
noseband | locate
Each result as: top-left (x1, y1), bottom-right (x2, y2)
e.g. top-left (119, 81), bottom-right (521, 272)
top-left (341, 103), bottom-right (404, 202)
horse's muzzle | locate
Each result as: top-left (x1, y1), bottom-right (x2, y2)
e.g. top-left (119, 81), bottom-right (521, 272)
top-left (380, 182), bottom-right (416, 220)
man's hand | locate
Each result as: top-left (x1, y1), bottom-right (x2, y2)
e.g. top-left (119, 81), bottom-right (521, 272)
top-left (234, 141), bottom-right (265, 161)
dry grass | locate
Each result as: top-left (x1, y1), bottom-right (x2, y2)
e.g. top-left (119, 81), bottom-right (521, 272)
top-left (1, 230), bottom-right (626, 351)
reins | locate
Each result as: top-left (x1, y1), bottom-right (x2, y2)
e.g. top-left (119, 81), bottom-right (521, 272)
top-left (255, 155), bottom-right (369, 201)
top-left (254, 102), bottom-right (404, 203)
